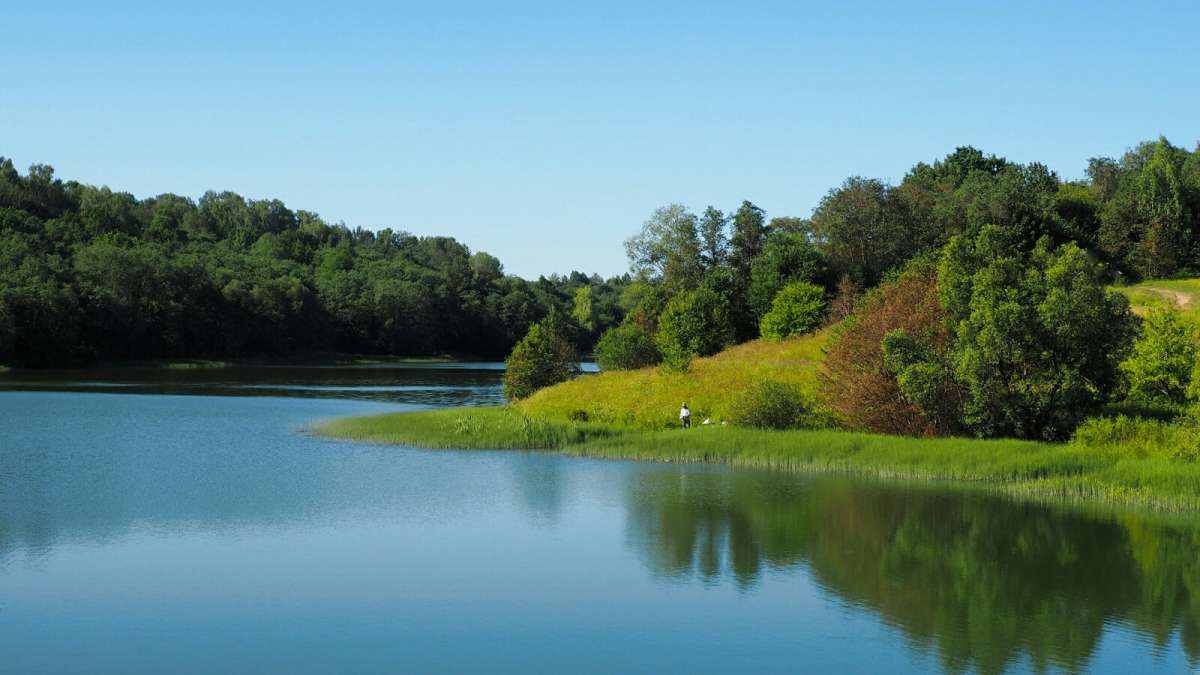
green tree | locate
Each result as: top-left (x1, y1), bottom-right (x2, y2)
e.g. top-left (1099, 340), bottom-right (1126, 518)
top-left (759, 282), bottom-right (826, 340)
top-left (810, 177), bottom-right (911, 287)
top-left (728, 200), bottom-right (767, 339)
top-left (939, 225), bottom-right (1136, 440)
top-left (1096, 139), bottom-right (1197, 278)
top-left (503, 311), bottom-right (581, 401)
top-left (1121, 308), bottom-right (1197, 406)
top-left (572, 286), bottom-right (596, 333)
top-left (624, 204), bottom-right (703, 292)
top-left (698, 206), bottom-right (728, 270)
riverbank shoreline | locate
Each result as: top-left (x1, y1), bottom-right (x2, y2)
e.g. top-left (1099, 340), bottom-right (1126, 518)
top-left (315, 406), bottom-right (1200, 513)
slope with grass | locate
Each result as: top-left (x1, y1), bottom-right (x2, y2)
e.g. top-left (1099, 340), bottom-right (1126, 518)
top-left (1115, 278), bottom-right (1200, 317)
top-left (518, 330), bottom-right (830, 429)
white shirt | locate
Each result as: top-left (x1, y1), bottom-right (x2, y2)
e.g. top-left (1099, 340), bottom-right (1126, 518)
top-left (680, 407), bottom-right (690, 419)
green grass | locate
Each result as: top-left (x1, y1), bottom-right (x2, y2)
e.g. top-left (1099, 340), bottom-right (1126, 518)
top-left (1114, 277), bottom-right (1200, 318)
top-left (519, 330), bottom-right (830, 429)
top-left (316, 406), bottom-right (1200, 512)
top-left (316, 406), bottom-right (620, 450)
top-left (162, 359), bottom-right (231, 370)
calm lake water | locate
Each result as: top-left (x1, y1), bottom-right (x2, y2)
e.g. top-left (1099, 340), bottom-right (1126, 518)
top-left (1, 364), bottom-right (1197, 674)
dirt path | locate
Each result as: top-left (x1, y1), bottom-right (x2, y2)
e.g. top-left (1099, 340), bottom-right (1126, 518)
top-left (1141, 286), bottom-right (1194, 310)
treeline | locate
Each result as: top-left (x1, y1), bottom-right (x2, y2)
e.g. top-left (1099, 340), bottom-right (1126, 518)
top-left (0, 159), bottom-right (630, 366)
top-left (578, 138), bottom-right (1199, 376)
top-left (626, 136), bottom-right (1200, 298)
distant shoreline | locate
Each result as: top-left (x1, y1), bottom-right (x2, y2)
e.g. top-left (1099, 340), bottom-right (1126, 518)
top-left (0, 353), bottom-right (491, 371)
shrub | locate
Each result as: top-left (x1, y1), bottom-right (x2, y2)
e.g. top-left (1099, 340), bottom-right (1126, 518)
top-left (1071, 415), bottom-right (1178, 457)
top-left (655, 284), bottom-right (734, 371)
top-left (823, 257), bottom-right (958, 436)
top-left (825, 274), bottom-right (860, 325)
top-left (1170, 404), bottom-right (1200, 462)
top-left (730, 380), bottom-right (809, 430)
top-left (594, 323), bottom-right (660, 371)
top-left (1121, 308), bottom-right (1197, 406)
top-left (759, 281), bottom-right (827, 340)
top-left (503, 312), bottom-right (580, 401)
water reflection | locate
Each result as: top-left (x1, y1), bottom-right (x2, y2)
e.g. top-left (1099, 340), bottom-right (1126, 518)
top-left (511, 456), bottom-right (565, 524)
top-left (623, 469), bottom-right (1200, 673)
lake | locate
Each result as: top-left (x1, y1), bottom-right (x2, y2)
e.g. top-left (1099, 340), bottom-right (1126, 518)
top-left (0, 364), bottom-right (1197, 673)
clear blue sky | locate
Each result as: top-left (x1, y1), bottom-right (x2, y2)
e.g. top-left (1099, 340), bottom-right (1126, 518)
top-left (2, 1), bottom-right (1197, 279)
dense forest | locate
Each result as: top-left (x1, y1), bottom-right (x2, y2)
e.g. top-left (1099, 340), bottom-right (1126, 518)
top-left (0, 159), bottom-right (633, 366)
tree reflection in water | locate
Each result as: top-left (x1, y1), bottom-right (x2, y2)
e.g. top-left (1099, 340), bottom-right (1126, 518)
top-left (623, 468), bottom-right (1200, 674)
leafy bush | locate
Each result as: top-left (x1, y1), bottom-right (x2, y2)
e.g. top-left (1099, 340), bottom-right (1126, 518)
top-left (759, 281), bottom-right (827, 340)
top-left (594, 323), bottom-right (660, 371)
top-left (1071, 415), bottom-right (1179, 457)
top-left (1169, 404), bottom-right (1200, 462)
top-left (730, 380), bottom-right (809, 429)
top-left (655, 284), bottom-right (734, 371)
top-left (1072, 406), bottom-right (1200, 463)
top-left (1121, 308), bottom-right (1197, 406)
top-left (504, 312), bottom-right (580, 401)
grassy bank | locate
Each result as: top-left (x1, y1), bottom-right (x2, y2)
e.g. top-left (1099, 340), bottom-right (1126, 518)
top-left (520, 330), bottom-right (830, 429)
top-left (317, 406), bottom-right (619, 449)
top-left (316, 406), bottom-right (1200, 512)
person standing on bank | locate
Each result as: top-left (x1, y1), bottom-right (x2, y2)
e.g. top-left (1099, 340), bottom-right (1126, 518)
top-left (680, 403), bottom-right (691, 429)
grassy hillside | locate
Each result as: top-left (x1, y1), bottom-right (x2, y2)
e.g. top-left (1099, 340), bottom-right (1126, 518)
top-left (518, 329), bottom-right (830, 429)
top-left (1115, 278), bottom-right (1200, 317)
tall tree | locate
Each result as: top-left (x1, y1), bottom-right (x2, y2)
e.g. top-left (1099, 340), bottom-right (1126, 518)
top-left (624, 204), bottom-right (704, 292)
top-left (810, 178), bottom-right (908, 287)
top-left (729, 200), bottom-right (766, 282)
top-left (728, 200), bottom-right (767, 339)
top-left (698, 206), bottom-right (728, 270)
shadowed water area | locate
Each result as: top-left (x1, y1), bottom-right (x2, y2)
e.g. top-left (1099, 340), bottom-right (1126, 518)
top-left (0, 365), bottom-right (1197, 673)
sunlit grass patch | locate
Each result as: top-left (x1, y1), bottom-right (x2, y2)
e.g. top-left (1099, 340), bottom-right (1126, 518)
top-left (162, 359), bottom-right (231, 369)
top-left (519, 330), bottom-right (831, 430)
top-left (315, 406), bottom-right (620, 450)
top-left (1114, 277), bottom-right (1200, 319)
